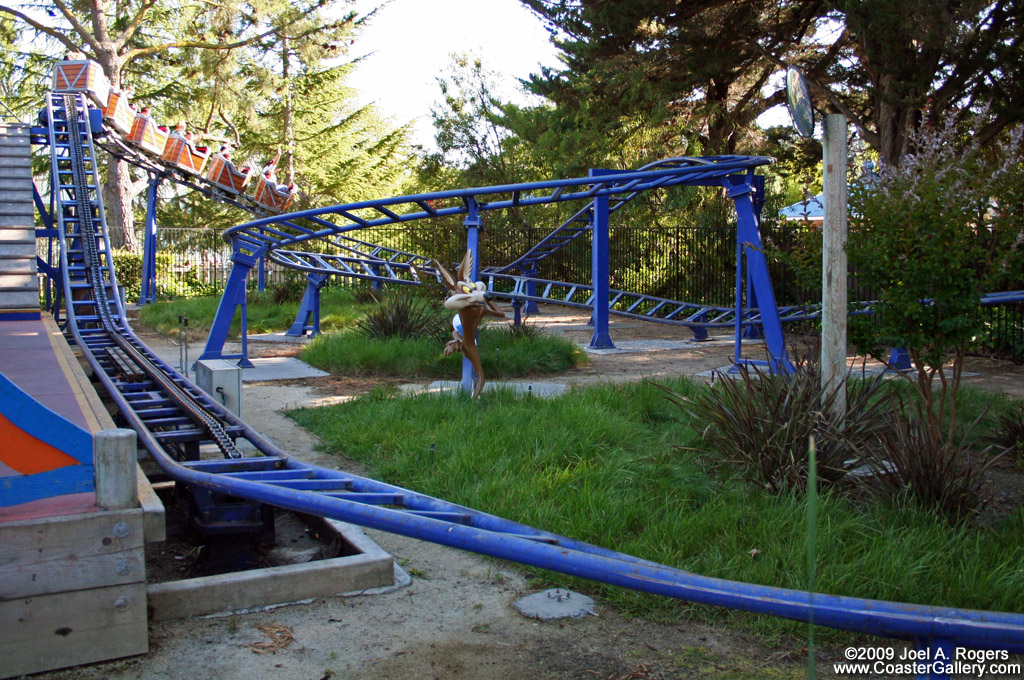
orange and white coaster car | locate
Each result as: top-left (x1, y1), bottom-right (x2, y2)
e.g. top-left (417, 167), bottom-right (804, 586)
top-left (253, 174), bottom-right (295, 212)
top-left (162, 136), bottom-right (208, 175)
top-left (103, 89), bottom-right (136, 136)
top-left (52, 59), bottom-right (110, 108)
top-left (127, 112), bottom-right (168, 156)
top-left (205, 155), bottom-right (254, 194)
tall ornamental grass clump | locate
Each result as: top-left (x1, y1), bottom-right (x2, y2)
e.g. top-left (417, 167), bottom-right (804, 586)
top-left (355, 290), bottom-right (449, 342)
top-left (655, 362), bottom-right (892, 492)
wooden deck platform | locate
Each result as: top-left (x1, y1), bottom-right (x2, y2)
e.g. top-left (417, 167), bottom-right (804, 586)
top-left (0, 315), bottom-right (164, 679)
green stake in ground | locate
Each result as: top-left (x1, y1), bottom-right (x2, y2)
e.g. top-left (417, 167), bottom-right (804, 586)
top-left (436, 250), bottom-right (505, 398)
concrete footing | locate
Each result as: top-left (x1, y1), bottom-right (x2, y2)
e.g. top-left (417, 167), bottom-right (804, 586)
top-left (147, 515), bottom-right (395, 621)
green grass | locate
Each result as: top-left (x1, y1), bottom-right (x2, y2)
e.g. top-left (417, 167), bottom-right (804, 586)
top-left (300, 324), bottom-right (585, 378)
top-left (135, 290), bottom-right (584, 378)
top-left (135, 288), bottom-right (365, 338)
top-left (287, 378), bottom-right (1024, 638)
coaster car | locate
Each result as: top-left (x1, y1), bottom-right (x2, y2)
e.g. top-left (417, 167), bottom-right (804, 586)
top-left (162, 135), bottom-right (208, 175)
top-left (253, 174), bottom-right (295, 213)
top-left (52, 59), bottom-right (110, 108)
top-left (127, 111), bottom-right (168, 156)
top-left (103, 88), bottom-right (136, 136)
top-left (205, 154), bottom-right (253, 194)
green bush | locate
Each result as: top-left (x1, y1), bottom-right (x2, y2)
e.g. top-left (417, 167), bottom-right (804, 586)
top-left (111, 250), bottom-right (214, 302)
top-left (987, 402), bottom-right (1024, 469)
top-left (269, 277), bottom-right (309, 305)
top-left (302, 323), bottom-right (583, 378)
top-left (849, 120), bottom-right (1024, 427)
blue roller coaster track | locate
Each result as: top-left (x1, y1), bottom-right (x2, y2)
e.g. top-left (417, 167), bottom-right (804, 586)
top-left (31, 91), bottom-right (1024, 673)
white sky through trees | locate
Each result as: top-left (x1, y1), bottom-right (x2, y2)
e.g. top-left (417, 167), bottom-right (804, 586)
top-left (347, 0), bottom-right (560, 148)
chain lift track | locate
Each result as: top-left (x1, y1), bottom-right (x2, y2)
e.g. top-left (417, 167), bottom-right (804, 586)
top-left (51, 94), bottom-right (241, 460)
top-left (34, 93), bottom-right (1024, 663)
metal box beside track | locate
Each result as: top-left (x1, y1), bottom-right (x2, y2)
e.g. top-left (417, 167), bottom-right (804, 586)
top-left (195, 359), bottom-right (242, 418)
top-left (52, 60), bottom-right (109, 109)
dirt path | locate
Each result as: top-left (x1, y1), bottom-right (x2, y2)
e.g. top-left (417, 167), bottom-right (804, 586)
top-left (35, 309), bottom-right (1024, 680)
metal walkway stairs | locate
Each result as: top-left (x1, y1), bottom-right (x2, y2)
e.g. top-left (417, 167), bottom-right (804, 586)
top-left (0, 122), bottom-right (40, 319)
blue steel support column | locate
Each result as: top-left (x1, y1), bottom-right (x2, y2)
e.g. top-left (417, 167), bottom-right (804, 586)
top-left (138, 172), bottom-right (161, 305)
top-left (734, 215), bottom-right (745, 365)
top-left (198, 248), bottom-right (260, 367)
top-left (33, 184), bottom-right (57, 311)
top-left (725, 174), bottom-right (793, 373)
top-left (286, 273), bottom-right (330, 337)
top-left (689, 312), bottom-right (709, 341)
top-left (742, 176), bottom-right (767, 340)
top-left (257, 255), bottom-right (266, 292)
top-left (887, 347), bottom-right (912, 371)
top-left (461, 198), bottom-right (482, 395)
top-left (589, 169), bottom-right (615, 349)
top-left (523, 264), bottom-right (540, 315)
top-left (742, 268), bottom-right (764, 339)
top-left (372, 264), bottom-right (383, 292)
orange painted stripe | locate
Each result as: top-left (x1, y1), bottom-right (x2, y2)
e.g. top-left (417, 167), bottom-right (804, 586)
top-left (0, 411), bottom-right (80, 475)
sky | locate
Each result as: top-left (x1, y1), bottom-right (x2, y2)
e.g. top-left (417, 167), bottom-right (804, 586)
top-left (346, 0), bottom-right (562, 148)
top-left (343, 1), bottom-right (794, 149)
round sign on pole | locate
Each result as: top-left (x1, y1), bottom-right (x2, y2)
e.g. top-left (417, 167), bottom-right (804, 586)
top-left (786, 66), bottom-right (815, 138)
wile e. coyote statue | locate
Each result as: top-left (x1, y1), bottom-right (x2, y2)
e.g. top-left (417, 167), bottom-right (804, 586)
top-left (434, 251), bottom-right (505, 398)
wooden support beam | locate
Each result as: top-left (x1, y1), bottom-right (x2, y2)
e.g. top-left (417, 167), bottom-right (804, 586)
top-left (94, 428), bottom-right (138, 511)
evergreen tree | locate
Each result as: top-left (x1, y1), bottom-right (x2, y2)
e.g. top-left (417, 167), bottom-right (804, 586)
top-left (0, 0), bottom-right (359, 250)
top-left (520, 0), bottom-right (1024, 165)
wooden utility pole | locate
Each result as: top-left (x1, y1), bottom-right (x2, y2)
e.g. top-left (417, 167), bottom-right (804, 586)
top-left (821, 114), bottom-right (848, 416)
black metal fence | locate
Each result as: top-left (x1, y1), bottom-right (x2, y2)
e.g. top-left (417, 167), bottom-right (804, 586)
top-left (139, 227), bottom-right (307, 294)
top-left (144, 221), bottom-right (1023, 359)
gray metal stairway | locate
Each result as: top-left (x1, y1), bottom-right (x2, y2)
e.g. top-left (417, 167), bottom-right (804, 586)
top-left (0, 122), bottom-right (39, 318)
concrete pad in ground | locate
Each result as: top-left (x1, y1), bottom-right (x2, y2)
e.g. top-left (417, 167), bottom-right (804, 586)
top-left (541, 322), bottom-right (642, 332)
top-left (582, 338), bottom-right (735, 355)
top-left (402, 381), bottom-right (566, 398)
top-left (845, 364), bottom-right (978, 379)
top-left (248, 331), bottom-right (314, 345)
top-left (515, 588), bottom-right (597, 621)
top-left (241, 356), bottom-right (327, 382)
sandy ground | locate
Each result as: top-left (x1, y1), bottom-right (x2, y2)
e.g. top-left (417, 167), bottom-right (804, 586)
top-left (29, 307), bottom-right (1024, 680)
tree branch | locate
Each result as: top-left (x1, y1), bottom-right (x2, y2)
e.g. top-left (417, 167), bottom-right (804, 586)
top-left (0, 4), bottom-right (84, 53)
top-left (114, 0), bottom-right (159, 51)
top-left (122, 17), bottom-right (348, 60)
top-left (50, 0), bottom-right (103, 54)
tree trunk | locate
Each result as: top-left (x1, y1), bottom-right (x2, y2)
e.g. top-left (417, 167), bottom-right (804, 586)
top-left (873, 75), bottom-right (920, 166)
top-left (95, 45), bottom-right (141, 253)
top-left (282, 34), bottom-right (295, 184)
top-left (103, 161), bottom-right (141, 252)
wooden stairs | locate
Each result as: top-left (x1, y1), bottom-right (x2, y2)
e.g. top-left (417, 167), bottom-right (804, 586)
top-left (0, 122), bottom-right (39, 320)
